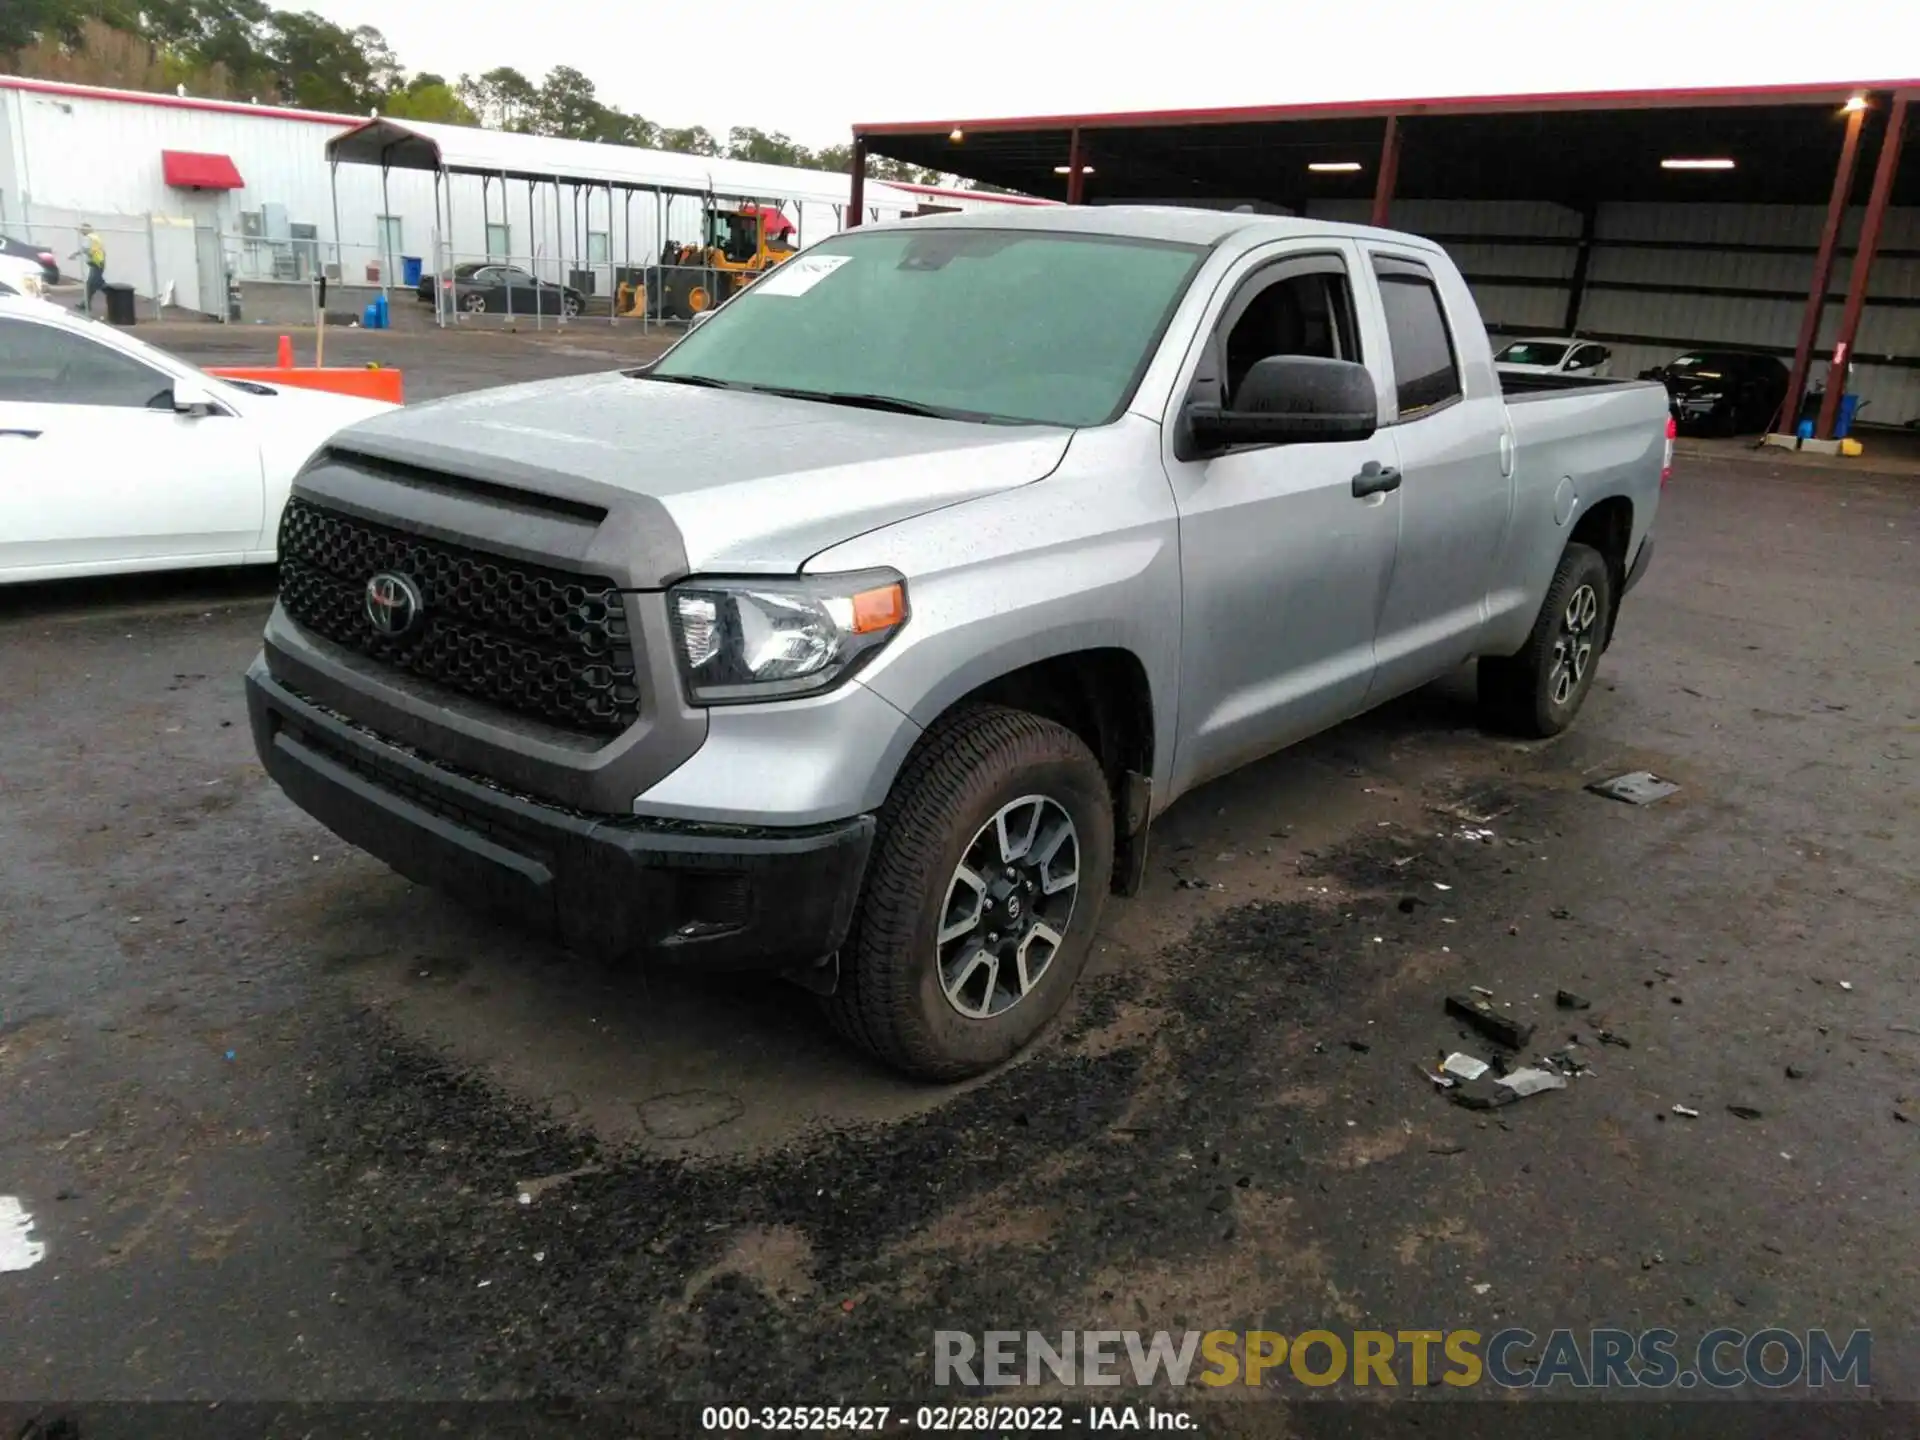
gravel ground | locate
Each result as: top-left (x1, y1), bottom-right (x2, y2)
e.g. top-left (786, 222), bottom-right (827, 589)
top-left (1, 336), bottom-right (1916, 1437)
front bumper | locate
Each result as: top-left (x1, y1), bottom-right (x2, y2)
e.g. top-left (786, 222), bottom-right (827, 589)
top-left (246, 657), bottom-right (874, 968)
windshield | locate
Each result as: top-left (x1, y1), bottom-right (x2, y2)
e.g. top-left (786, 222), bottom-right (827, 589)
top-left (649, 227), bottom-right (1207, 427)
top-left (1497, 341), bottom-right (1570, 367)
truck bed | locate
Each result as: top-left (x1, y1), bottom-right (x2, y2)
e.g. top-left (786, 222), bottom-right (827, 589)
top-left (1499, 371), bottom-right (1665, 402)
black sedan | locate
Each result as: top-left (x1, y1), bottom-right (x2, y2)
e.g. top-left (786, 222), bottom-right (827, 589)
top-left (1, 234), bottom-right (61, 286)
top-left (1641, 351), bottom-right (1790, 436)
top-left (422, 262), bottom-right (583, 317)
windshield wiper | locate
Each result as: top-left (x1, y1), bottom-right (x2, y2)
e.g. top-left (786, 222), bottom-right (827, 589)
top-left (633, 371), bottom-right (737, 389)
top-left (754, 386), bottom-right (964, 420)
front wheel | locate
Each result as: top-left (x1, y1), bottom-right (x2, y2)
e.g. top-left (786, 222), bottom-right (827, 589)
top-left (823, 705), bottom-right (1114, 1081)
top-left (1478, 542), bottom-right (1613, 738)
top-left (561, 292), bottom-right (582, 317)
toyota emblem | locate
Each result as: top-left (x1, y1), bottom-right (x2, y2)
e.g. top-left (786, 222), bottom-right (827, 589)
top-left (364, 571), bottom-right (424, 637)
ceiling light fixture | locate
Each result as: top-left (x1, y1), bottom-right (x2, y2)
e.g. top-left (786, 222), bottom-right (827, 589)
top-left (1309, 161), bottom-right (1364, 173)
top-left (949, 128), bottom-right (965, 142)
top-left (1054, 164), bottom-right (1093, 175)
top-left (1661, 158), bottom-right (1736, 170)
top-left (1842, 95), bottom-right (1868, 114)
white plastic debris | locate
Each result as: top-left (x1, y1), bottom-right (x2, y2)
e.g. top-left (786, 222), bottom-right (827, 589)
top-left (1498, 1068), bottom-right (1569, 1098)
top-left (1672, 1104), bottom-right (1700, 1118)
top-left (1441, 1053), bottom-right (1490, 1081)
top-left (1472, 1282), bottom-right (1492, 1295)
top-left (1840, 982), bottom-right (1854, 992)
top-left (0, 1197), bottom-right (46, 1272)
top-left (1434, 882), bottom-right (1453, 891)
top-left (1471, 985), bottom-right (1495, 997)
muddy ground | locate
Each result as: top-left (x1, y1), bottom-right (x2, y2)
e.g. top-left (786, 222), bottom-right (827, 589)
top-left (1, 339), bottom-right (1916, 1436)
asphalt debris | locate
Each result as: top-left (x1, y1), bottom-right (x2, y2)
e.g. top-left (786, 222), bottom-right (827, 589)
top-left (1556, 989), bottom-right (1593, 1010)
top-left (1588, 771), bottom-right (1682, 806)
top-left (1445, 992), bottom-right (1536, 1050)
top-left (1727, 1105), bottom-right (1764, 1121)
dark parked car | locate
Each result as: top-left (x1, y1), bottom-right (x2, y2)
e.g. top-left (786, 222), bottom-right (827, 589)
top-left (423, 262), bottom-right (583, 317)
top-left (1, 234), bottom-right (61, 286)
top-left (1640, 350), bottom-right (1789, 436)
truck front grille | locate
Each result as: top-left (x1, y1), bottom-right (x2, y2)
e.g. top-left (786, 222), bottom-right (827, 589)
top-left (276, 497), bottom-right (640, 736)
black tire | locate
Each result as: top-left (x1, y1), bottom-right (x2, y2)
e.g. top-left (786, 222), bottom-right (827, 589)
top-left (561, 291), bottom-right (582, 317)
top-left (823, 705), bottom-right (1114, 1081)
top-left (1478, 542), bottom-right (1613, 738)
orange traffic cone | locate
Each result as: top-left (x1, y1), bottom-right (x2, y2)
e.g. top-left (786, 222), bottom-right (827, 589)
top-left (277, 334), bottom-right (294, 368)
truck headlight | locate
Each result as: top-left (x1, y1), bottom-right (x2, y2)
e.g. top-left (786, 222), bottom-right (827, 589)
top-left (669, 571), bottom-right (909, 703)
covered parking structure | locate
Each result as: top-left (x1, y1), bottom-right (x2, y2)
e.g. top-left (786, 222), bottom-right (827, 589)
top-left (848, 82), bottom-right (1919, 438)
top-left (326, 117), bottom-right (914, 326)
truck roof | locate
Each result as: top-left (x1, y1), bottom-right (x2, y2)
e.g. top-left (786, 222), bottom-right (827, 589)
top-left (861, 203), bottom-right (1440, 251)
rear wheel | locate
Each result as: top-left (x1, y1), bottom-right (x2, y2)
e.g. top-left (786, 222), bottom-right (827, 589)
top-left (461, 291), bottom-right (488, 314)
top-left (1478, 542), bottom-right (1612, 738)
top-left (561, 291), bottom-right (582, 317)
top-left (823, 705), bottom-right (1113, 1081)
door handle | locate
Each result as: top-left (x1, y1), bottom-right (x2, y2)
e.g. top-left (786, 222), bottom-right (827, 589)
top-left (0, 428), bottom-right (42, 439)
top-left (1352, 461), bottom-right (1402, 498)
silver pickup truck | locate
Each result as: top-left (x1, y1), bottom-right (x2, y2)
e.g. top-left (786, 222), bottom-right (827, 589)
top-left (245, 207), bottom-right (1672, 1079)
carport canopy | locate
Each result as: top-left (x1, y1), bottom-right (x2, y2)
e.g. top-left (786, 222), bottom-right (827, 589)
top-left (852, 81), bottom-right (1918, 208)
top-left (327, 116), bottom-right (873, 208)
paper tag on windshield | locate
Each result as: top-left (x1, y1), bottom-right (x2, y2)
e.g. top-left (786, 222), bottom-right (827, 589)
top-left (751, 253), bottom-right (851, 298)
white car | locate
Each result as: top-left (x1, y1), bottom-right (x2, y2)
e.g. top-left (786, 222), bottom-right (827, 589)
top-left (0, 297), bottom-right (397, 584)
top-left (0, 254), bottom-right (50, 301)
top-left (1493, 336), bottom-right (1613, 379)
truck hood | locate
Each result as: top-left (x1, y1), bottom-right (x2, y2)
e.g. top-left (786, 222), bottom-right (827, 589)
top-left (332, 370), bottom-right (1073, 572)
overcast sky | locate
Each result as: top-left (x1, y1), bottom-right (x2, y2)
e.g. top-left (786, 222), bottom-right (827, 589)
top-left (297, 0), bottom-right (1919, 150)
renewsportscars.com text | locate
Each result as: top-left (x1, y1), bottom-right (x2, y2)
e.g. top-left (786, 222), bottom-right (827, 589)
top-left (933, 1328), bottom-right (1871, 1390)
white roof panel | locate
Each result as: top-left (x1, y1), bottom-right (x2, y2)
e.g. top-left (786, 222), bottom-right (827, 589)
top-left (327, 117), bottom-right (912, 211)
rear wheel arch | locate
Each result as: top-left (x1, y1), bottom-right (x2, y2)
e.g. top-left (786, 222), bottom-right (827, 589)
top-left (1570, 496), bottom-right (1633, 644)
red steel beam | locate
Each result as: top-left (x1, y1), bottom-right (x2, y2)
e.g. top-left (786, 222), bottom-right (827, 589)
top-left (1816, 91), bottom-right (1907, 439)
top-left (847, 137), bottom-right (867, 228)
top-left (1781, 101), bottom-right (1867, 435)
top-left (1066, 128), bottom-right (1086, 205)
top-left (1370, 116), bottom-right (1401, 228)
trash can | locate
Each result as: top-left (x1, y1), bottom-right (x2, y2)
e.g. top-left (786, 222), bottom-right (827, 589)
top-left (103, 282), bottom-right (138, 326)
top-left (401, 255), bottom-right (423, 288)
top-left (1835, 394), bottom-right (1862, 439)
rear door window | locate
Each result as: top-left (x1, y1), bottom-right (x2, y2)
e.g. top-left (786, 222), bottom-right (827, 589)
top-left (1371, 258), bottom-right (1462, 418)
top-left (0, 318), bottom-right (174, 407)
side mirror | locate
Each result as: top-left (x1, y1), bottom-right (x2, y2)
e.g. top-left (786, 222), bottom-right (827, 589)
top-left (170, 377), bottom-right (221, 415)
top-left (1187, 356), bottom-right (1378, 452)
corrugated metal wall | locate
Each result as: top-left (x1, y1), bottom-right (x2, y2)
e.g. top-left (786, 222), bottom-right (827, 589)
top-left (1307, 196), bottom-right (1920, 427)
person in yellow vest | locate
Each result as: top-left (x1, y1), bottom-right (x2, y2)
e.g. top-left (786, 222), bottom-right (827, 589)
top-left (71, 223), bottom-right (106, 316)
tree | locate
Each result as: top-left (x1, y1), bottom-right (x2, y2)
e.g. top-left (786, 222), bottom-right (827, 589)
top-left (458, 65), bottom-right (538, 131)
top-left (383, 74), bottom-right (473, 125)
top-left (727, 126), bottom-right (812, 168)
top-left (655, 124), bottom-right (721, 157)
top-left (252, 10), bottom-right (399, 112)
top-left (533, 63), bottom-right (603, 139)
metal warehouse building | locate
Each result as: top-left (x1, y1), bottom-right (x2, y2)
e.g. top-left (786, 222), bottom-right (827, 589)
top-left (0, 75), bottom-right (950, 319)
top-left (848, 81), bottom-right (1919, 435)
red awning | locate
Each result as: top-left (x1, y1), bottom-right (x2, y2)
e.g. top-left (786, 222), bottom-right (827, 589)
top-left (161, 150), bottom-right (245, 190)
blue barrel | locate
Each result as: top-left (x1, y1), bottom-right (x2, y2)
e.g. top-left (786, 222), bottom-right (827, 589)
top-left (401, 255), bottom-right (423, 288)
top-left (1835, 394), bottom-right (1861, 439)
